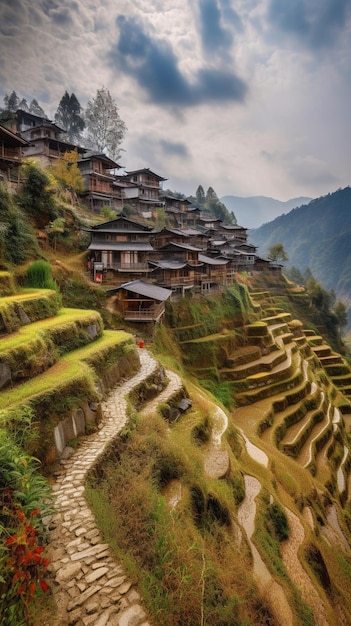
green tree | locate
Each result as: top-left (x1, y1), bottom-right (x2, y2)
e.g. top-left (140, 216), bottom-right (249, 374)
top-left (100, 205), bottom-right (116, 221)
top-left (285, 266), bottom-right (305, 285)
top-left (17, 159), bottom-right (56, 226)
top-left (49, 148), bottom-right (84, 197)
top-left (55, 91), bottom-right (85, 143)
top-left (267, 243), bottom-right (288, 264)
top-left (46, 217), bottom-right (66, 251)
top-left (84, 87), bottom-right (127, 160)
top-left (204, 186), bottom-right (236, 224)
top-left (195, 184), bottom-right (205, 206)
top-left (0, 183), bottom-right (38, 265)
top-left (29, 98), bottom-right (46, 117)
top-left (18, 97), bottom-right (29, 111)
top-left (3, 90), bottom-right (19, 111)
top-left (334, 301), bottom-right (348, 335)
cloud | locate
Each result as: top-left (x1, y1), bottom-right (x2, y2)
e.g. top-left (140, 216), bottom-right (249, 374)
top-left (267, 0), bottom-right (351, 50)
top-left (159, 139), bottom-right (189, 157)
top-left (109, 14), bottom-right (247, 106)
top-left (197, 0), bottom-right (233, 60)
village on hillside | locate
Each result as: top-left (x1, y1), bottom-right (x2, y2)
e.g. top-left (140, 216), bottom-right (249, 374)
top-left (0, 108), bottom-right (281, 323)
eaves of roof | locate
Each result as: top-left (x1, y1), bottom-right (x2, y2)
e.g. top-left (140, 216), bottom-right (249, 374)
top-left (88, 242), bottom-right (153, 252)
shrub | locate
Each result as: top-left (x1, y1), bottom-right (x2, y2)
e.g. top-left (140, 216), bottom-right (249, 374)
top-left (0, 183), bottom-right (38, 265)
top-left (24, 261), bottom-right (59, 292)
top-left (0, 425), bottom-right (53, 625)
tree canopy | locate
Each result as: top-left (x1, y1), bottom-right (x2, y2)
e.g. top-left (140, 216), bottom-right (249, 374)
top-left (55, 91), bottom-right (85, 143)
top-left (84, 87), bottom-right (127, 160)
top-left (191, 185), bottom-right (237, 224)
top-left (268, 243), bottom-right (288, 264)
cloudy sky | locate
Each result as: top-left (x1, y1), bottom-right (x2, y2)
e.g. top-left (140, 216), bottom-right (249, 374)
top-left (1, 0), bottom-right (351, 201)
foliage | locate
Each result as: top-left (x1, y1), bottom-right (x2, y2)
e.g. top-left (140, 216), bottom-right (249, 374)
top-left (49, 148), bottom-right (84, 195)
top-left (0, 423), bottom-right (52, 625)
top-left (190, 184), bottom-right (237, 224)
top-left (250, 187), bottom-right (351, 304)
top-left (195, 184), bottom-right (205, 206)
top-left (100, 205), bottom-right (116, 221)
top-left (24, 261), bottom-right (59, 292)
top-left (84, 87), bottom-right (127, 160)
top-left (28, 99), bottom-right (46, 117)
top-left (3, 90), bottom-right (20, 112)
top-left (0, 183), bottom-right (38, 266)
top-left (268, 243), bottom-right (288, 263)
top-left (45, 217), bottom-right (66, 251)
top-left (17, 160), bottom-right (57, 226)
top-left (54, 91), bottom-right (85, 143)
top-left (334, 301), bottom-right (348, 331)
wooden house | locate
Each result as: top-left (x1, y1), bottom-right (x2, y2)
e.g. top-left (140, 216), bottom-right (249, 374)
top-left (0, 124), bottom-right (29, 187)
top-left (160, 193), bottom-right (192, 227)
top-left (197, 253), bottom-right (231, 292)
top-left (149, 242), bottom-right (203, 294)
top-left (87, 215), bottom-right (155, 284)
top-left (152, 227), bottom-right (208, 251)
top-left (121, 168), bottom-right (166, 218)
top-left (107, 279), bottom-right (172, 322)
top-left (78, 152), bottom-right (122, 213)
top-left (4, 109), bottom-right (86, 168)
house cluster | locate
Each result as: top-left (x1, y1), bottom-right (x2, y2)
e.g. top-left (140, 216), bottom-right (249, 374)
top-left (0, 108), bottom-right (278, 324)
top-left (87, 213), bottom-right (278, 323)
top-left (0, 108), bottom-right (166, 216)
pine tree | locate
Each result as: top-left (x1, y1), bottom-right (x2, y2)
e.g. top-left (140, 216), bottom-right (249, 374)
top-left (195, 185), bottom-right (205, 206)
top-left (29, 99), bottom-right (47, 117)
top-left (3, 91), bottom-right (19, 111)
top-left (55, 91), bottom-right (85, 143)
top-left (18, 98), bottom-right (29, 111)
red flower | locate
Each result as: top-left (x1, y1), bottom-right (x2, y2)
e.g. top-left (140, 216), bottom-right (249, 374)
top-left (5, 535), bottom-right (17, 545)
top-left (30, 509), bottom-right (40, 517)
top-left (39, 580), bottom-right (48, 592)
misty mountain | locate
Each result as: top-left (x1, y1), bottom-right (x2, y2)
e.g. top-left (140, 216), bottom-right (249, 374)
top-left (221, 194), bottom-right (312, 229)
top-left (249, 187), bottom-right (351, 300)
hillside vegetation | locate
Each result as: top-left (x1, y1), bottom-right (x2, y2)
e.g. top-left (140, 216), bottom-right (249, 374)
top-left (250, 187), bottom-right (351, 301)
top-left (87, 272), bottom-right (351, 626)
top-left (1, 169), bottom-right (351, 624)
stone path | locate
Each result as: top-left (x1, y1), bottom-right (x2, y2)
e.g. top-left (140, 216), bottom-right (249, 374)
top-left (46, 348), bottom-right (183, 626)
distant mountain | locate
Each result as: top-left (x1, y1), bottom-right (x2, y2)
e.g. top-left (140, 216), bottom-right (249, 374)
top-left (221, 195), bottom-right (312, 229)
top-left (249, 187), bottom-right (351, 300)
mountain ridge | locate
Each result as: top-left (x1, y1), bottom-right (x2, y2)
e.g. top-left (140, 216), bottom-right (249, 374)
top-left (221, 194), bottom-right (312, 228)
top-left (249, 186), bottom-right (351, 300)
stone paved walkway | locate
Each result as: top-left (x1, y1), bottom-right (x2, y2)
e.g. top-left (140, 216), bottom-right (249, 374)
top-left (46, 348), bottom-right (183, 626)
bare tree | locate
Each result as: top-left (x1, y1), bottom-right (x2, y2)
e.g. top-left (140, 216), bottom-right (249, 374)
top-left (84, 87), bottom-right (127, 160)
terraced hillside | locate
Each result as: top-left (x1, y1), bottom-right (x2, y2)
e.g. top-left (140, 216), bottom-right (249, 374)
top-left (0, 273), bottom-right (140, 462)
top-left (164, 279), bottom-right (351, 504)
top-left (144, 277), bottom-right (351, 623)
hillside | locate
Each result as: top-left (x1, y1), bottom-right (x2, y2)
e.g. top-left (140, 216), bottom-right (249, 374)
top-left (1, 168), bottom-right (351, 624)
top-left (85, 274), bottom-right (351, 626)
top-left (220, 194), bottom-right (312, 229)
top-left (250, 187), bottom-right (351, 301)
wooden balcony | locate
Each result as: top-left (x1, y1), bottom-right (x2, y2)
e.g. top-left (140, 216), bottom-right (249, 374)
top-left (122, 301), bottom-right (165, 322)
top-left (0, 146), bottom-right (21, 161)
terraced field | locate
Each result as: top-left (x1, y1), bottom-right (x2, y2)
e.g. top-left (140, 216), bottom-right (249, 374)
top-left (0, 279), bottom-right (140, 462)
top-left (230, 287), bottom-right (351, 505)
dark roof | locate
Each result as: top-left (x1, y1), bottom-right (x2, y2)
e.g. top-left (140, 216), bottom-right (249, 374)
top-left (91, 215), bottom-right (153, 232)
top-left (0, 124), bottom-right (29, 147)
top-left (219, 223), bottom-right (247, 230)
top-left (198, 254), bottom-right (230, 266)
top-left (79, 152), bottom-right (120, 169)
top-left (124, 167), bottom-right (167, 181)
top-left (160, 242), bottom-right (202, 253)
top-left (109, 279), bottom-right (172, 301)
top-left (149, 260), bottom-right (189, 270)
top-left (89, 242), bottom-right (153, 252)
